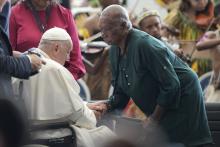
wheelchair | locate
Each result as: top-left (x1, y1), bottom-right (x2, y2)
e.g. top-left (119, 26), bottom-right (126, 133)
top-left (77, 78), bottom-right (91, 101)
top-left (199, 71), bottom-right (212, 91)
top-left (206, 103), bottom-right (220, 147)
top-left (24, 122), bottom-right (77, 147)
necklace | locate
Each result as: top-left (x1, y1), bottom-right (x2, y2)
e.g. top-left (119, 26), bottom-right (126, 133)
top-left (26, 0), bottom-right (51, 33)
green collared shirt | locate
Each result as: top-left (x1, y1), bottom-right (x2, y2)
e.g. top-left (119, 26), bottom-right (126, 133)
top-left (109, 29), bottom-right (212, 146)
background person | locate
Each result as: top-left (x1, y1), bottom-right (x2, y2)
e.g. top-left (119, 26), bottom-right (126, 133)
top-left (196, 3), bottom-right (220, 102)
top-left (9, 0), bottom-right (85, 80)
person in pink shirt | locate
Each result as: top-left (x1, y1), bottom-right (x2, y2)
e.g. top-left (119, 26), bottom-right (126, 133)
top-left (9, 0), bottom-right (85, 79)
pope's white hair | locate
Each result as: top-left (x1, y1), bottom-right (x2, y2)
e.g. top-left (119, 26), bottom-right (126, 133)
top-left (38, 39), bottom-right (72, 54)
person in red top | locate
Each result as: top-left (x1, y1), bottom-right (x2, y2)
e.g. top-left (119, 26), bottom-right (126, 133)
top-left (9, 0), bottom-right (85, 79)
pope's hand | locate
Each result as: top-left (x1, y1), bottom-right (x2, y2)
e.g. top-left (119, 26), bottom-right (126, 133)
top-left (87, 102), bottom-right (108, 114)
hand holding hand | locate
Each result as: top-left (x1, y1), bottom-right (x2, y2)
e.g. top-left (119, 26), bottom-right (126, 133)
top-left (93, 110), bottom-right (102, 120)
top-left (87, 101), bottom-right (108, 113)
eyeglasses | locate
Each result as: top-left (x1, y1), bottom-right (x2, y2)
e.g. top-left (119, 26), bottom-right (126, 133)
top-left (100, 26), bottom-right (121, 36)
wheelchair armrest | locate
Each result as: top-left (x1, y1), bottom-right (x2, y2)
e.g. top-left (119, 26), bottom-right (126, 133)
top-left (30, 122), bottom-right (70, 131)
top-left (27, 122), bottom-right (77, 147)
top-left (206, 103), bottom-right (220, 111)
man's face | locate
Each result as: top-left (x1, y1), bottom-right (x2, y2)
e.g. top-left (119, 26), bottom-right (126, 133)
top-left (140, 15), bottom-right (162, 39)
top-left (189, 0), bottom-right (208, 11)
top-left (54, 43), bottom-right (71, 65)
top-left (99, 18), bottom-right (123, 45)
top-left (0, 0), bottom-right (7, 12)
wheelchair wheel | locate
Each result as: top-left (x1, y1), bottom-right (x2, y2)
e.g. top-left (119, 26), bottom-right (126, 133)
top-left (199, 71), bottom-right (212, 91)
top-left (77, 79), bottom-right (91, 101)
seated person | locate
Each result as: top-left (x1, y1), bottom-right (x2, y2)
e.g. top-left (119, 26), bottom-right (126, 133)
top-left (12, 27), bottom-right (114, 147)
top-left (196, 3), bottom-right (220, 102)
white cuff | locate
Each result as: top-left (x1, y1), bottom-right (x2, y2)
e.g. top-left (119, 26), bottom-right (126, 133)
top-left (26, 55), bottom-right (32, 63)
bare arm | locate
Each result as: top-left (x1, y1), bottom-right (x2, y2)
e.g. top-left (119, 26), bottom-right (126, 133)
top-left (196, 39), bottom-right (220, 51)
top-left (196, 31), bottom-right (220, 51)
top-left (83, 14), bottom-right (100, 36)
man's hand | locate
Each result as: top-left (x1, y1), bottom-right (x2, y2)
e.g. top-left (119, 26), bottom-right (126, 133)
top-left (143, 105), bottom-right (164, 128)
top-left (142, 116), bottom-right (158, 128)
top-left (173, 48), bottom-right (183, 57)
top-left (28, 54), bottom-right (46, 71)
top-left (87, 102), bottom-right (108, 120)
top-left (13, 51), bottom-right (22, 58)
top-left (93, 110), bottom-right (102, 120)
top-left (87, 101), bottom-right (108, 113)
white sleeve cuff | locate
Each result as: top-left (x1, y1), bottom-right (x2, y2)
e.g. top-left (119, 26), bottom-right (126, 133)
top-left (26, 55), bottom-right (32, 63)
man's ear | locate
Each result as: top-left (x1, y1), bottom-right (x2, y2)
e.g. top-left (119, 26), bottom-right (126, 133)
top-left (54, 44), bottom-right (59, 52)
top-left (121, 21), bottom-right (127, 28)
top-left (120, 22), bottom-right (128, 34)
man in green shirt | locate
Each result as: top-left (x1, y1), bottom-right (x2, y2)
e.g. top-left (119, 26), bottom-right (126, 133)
top-left (98, 5), bottom-right (213, 147)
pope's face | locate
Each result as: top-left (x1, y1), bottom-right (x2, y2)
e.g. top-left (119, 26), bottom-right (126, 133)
top-left (54, 43), bottom-right (72, 65)
top-left (0, 0), bottom-right (7, 12)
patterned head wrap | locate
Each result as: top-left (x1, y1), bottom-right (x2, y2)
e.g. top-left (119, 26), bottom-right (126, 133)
top-left (137, 9), bottom-right (160, 26)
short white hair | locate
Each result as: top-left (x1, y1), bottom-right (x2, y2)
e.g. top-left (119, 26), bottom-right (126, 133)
top-left (100, 5), bottom-right (132, 29)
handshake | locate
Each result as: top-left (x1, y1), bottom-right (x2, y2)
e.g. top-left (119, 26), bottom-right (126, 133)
top-left (87, 101), bottom-right (109, 120)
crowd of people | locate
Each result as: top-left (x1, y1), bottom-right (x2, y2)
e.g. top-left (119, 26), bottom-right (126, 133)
top-left (0, 0), bottom-right (220, 147)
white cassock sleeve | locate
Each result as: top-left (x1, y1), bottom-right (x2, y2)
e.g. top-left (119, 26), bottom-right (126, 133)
top-left (49, 66), bottom-right (97, 129)
top-left (12, 59), bottom-right (96, 129)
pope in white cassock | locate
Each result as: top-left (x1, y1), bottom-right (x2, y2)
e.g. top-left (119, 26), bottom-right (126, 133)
top-left (12, 27), bottom-right (114, 147)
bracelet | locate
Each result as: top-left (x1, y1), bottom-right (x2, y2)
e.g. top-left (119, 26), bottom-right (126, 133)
top-left (105, 101), bottom-right (112, 111)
